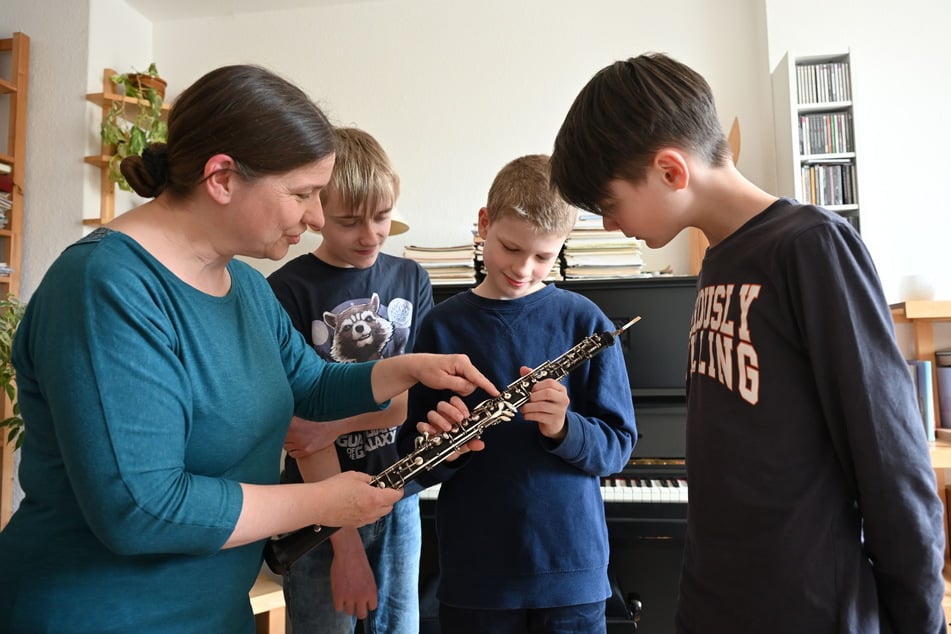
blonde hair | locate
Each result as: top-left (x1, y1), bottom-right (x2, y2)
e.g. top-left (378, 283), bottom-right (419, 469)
top-left (321, 127), bottom-right (400, 215)
top-left (486, 154), bottom-right (576, 235)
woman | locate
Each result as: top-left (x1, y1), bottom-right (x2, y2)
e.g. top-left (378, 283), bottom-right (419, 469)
top-left (0, 65), bottom-right (495, 633)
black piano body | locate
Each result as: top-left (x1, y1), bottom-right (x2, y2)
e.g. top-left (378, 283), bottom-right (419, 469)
top-left (418, 276), bottom-right (698, 633)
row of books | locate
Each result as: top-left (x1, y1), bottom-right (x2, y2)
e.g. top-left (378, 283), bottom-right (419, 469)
top-left (799, 160), bottom-right (857, 207)
top-left (937, 352), bottom-right (951, 436)
top-left (796, 61), bottom-right (851, 105)
top-left (0, 190), bottom-right (10, 229)
top-left (909, 352), bottom-right (951, 442)
top-left (798, 112), bottom-right (853, 156)
top-left (909, 360), bottom-right (937, 441)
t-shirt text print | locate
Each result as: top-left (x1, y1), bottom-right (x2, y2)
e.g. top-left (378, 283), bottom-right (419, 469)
top-left (688, 283), bottom-right (762, 406)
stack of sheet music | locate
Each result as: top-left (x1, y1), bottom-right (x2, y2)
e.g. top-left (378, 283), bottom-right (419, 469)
top-left (403, 243), bottom-right (477, 285)
top-left (561, 212), bottom-right (646, 279)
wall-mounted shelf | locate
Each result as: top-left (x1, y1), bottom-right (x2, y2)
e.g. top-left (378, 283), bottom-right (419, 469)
top-left (84, 68), bottom-right (169, 225)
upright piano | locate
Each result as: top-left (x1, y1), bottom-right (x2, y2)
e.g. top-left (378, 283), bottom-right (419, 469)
top-left (420, 276), bottom-right (698, 634)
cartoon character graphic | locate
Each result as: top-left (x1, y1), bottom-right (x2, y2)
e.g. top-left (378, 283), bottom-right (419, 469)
top-left (323, 293), bottom-right (395, 363)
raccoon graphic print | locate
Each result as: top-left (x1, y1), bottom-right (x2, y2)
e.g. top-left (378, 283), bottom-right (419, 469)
top-left (266, 252), bottom-right (434, 481)
top-left (313, 294), bottom-right (414, 461)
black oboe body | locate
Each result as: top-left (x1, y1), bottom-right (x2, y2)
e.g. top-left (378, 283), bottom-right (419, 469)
top-left (263, 317), bottom-right (640, 575)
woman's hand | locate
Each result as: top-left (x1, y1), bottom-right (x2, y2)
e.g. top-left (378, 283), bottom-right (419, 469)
top-left (311, 471), bottom-right (403, 528)
top-left (227, 474), bottom-right (402, 548)
top-left (371, 354), bottom-right (498, 405)
top-left (413, 353), bottom-right (499, 397)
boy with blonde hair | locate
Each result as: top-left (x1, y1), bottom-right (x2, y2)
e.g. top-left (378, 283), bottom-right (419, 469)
top-left (399, 154), bottom-right (637, 634)
top-left (268, 127), bottom-right (432, 634)
top-left (550, 52), bottom-right (946, 634)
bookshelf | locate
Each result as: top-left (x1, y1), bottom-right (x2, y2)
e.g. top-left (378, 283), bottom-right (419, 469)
top-left (929, 439), bottom-right (951, 625)
top-left (772, 51), bottom-right (860, 232)
top-left (892, 301), bottom-right (951, 624)
top-left (891, 300), bottom-right (951, 429)
top-left (0, 32), bottom-right (28, 530)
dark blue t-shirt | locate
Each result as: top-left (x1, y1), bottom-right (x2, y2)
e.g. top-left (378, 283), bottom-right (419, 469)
top-left (269, 252), bottom-right (433, 482)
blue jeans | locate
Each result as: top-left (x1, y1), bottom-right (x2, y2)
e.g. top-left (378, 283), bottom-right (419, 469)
top-left (438, 601), bottom-right (606, 634)
top-left (283, 494), bottom-right (421, 634)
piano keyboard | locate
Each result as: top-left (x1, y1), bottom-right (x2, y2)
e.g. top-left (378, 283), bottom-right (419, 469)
top-left (601, 476), bottom-right (687, 504)
top-left (418, 477), bottom-right (687, 504)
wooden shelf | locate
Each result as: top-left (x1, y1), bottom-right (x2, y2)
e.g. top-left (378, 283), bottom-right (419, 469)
top-left (931, 438), bottom-right (951, 469)
top-left (85, 68), bottom-right (169, 225)
top-left (944, 561), bottom-right (951, 627)
top-left (85, 91), bottom-right (170, 118)
top-left (892, 300), bottom-right (951, 322)
top-left (892, 299), bottom-right (951, 431)
top-left (83, 155), bottom-right (109, 167)
top-left (0, 31), bottom-right (28, 530)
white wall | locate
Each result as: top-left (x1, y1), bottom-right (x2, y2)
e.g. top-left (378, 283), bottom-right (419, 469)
top-left (151, 0), bottom-right (774, 277)
top-left (764, 0), bottom-right (951, 347)
top-left (765, 0), bottom-right (951, 302)
top-left (1, 0), bottom-right (91, 299)
top-left (84, 0), bottom-right (156, 227)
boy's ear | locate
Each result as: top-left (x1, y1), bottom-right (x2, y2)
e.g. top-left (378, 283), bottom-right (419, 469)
top-left (654, 149), bottom-right (689, 191)
top-left (203, 154), bottom-right (239, 204)
top-left (477, 207), bottom-right (491, 239)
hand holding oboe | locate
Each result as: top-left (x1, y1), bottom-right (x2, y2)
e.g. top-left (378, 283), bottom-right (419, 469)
top-left (263, 317), bottom-right (640, 575)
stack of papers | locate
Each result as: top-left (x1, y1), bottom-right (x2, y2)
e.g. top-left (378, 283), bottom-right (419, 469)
top-left (403, 244), bottom-right (477, 285)
top-left (561, 213), bottom-right (646, 279)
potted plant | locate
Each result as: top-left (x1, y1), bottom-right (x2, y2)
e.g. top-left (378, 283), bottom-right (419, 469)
top-left (101, 63), bottom-right (168, 192)
top-left (0, 294), bottom-right (24, 449)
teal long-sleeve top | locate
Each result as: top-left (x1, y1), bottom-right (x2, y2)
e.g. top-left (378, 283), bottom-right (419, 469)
top-left (0, 229), bottom-right (382, 633)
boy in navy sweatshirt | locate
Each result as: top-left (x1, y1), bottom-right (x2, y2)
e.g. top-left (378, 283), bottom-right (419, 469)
top-left (399, 154), bottom-right (637, 634)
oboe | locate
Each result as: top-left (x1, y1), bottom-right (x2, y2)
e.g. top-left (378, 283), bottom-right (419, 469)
top-left (263, 316), bottom-right (641, 575)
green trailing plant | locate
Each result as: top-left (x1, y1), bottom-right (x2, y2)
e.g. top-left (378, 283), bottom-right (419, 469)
top-left (0, 294), bottom-right (24, 449)
top-left (101, 63), bottom-right (168, 192)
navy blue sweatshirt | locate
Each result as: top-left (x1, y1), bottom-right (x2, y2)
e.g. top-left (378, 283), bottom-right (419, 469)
top-left (399, 284), bottom-right (637, 609)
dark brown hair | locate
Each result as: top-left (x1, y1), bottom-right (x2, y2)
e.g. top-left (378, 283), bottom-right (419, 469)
top-left (551, 53), bottom-right (731, 215)
top-left (122, 65), bottom-right (335, 199)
